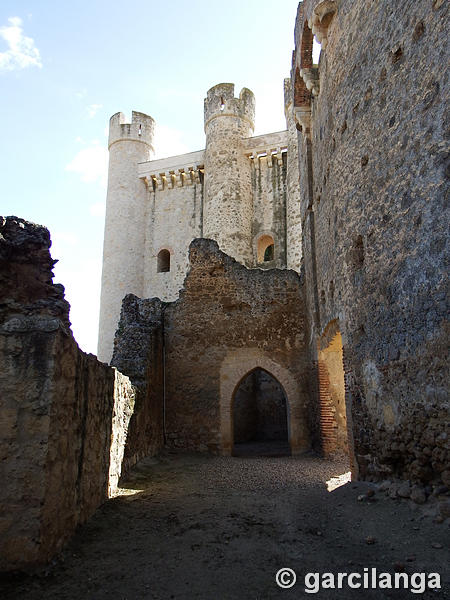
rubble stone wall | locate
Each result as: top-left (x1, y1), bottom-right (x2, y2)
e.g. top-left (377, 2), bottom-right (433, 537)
top-left (114, 239), bottom-right (311, 456)
top-left (0, 217), bottom-right (135, 571)
top-left (111, 294), bottom-right (165, 471)
top-left (163, 239), bottom-right (310, 455)
top-left (292, 0), bottom-right (450, 484)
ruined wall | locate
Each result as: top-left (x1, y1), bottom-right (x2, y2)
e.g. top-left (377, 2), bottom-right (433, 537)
top-left (0, 217), bottom-right (135, 571)
top-left (111, 294), bottom-right (164, 471)
top-left (292, 0), bottom-right (449, 484)
top-left (115, 238), bottom-right (310, 455)
top-left (163, 239), bottom-right (310, 454)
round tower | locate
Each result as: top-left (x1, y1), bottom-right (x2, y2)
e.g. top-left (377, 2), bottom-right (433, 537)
top-left (98, 111), bottom-right (154, 363)
top-left (203, 83), bottom-right (255, 265)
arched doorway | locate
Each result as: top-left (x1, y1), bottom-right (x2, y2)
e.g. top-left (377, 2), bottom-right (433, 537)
top-left (317, 321), bottom-right (356, 475)
top-left (219, 348), bottom-right (310, 456)
top-left (233, 368), bottom-right (289, 456)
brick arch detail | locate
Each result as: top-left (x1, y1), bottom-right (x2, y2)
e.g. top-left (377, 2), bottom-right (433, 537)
top-left (294, 66), bottom-right (311, 108)
top-left (317, 320), bottom-right (357, 477)
top-left (219, 348), bottom-right (309, 455)
top-left (301, 21), bottom-right (314, 70)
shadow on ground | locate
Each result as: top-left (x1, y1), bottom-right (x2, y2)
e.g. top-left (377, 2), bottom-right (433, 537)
top-left (232, 440), bottom-right (291, 457)
top-left (1, 450), bottom-right (449, 599)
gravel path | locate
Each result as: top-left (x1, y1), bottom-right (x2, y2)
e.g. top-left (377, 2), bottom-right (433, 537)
top-left (2, 450), bottom-right (449, 599)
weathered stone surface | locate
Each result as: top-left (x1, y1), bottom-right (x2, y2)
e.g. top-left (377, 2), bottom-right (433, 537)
top-left (111, 295), bottom-right (164, 471)
top-left (0, 217), bottom-right (135, 571)
top-left (0, 216), bottom-right (71, 331)
top-left (397, 481), bottom-right (412, 499)
top-left (410, 485), bottom-right (427, 505)
top-left (114, 238), bottom-right (310, 456)
top-left (290, 0), bottom-right (449, 484)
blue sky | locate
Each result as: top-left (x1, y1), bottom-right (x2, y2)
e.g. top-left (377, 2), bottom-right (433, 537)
top-left (1, 0), bottom-right (302, 355)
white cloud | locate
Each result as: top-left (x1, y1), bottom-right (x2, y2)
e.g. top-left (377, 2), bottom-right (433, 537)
top-left (153, 124), bottom-right (190, 159)
top-left (86, 103), bottom-right (103, 119)
top-left (0, 16), bottom-right (42, 72)
top-left (65, 141), bottom-right (108, 187)
top-left (76, 88), bottom-right (87, 99)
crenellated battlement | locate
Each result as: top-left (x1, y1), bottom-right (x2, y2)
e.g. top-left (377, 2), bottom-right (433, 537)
top-left (108, 111), bottom-right (155, 151)
top-left (204, 83), bottom-right (255, 132)
top-left (100, 83), bottom-right (296, 361)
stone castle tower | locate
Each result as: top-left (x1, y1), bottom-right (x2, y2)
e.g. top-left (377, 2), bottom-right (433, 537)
top-left (98, 83), bottom-right (301, 363)
top-left (203, 83), bottom-right (255, 264)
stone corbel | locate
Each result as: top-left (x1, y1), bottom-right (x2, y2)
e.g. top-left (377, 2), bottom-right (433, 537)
top-left (294, 106), bottom-right (312, 139)
top-left (275, 149), bottom-right (283, 167)
top-left (158, 174), bottom-right (166, 190)
top-left (192, 168), bottom-right (200, 184)
top-left (308, 0), bottom-right (337, 50)
top-left (300, 67), bottom-right (320, 96)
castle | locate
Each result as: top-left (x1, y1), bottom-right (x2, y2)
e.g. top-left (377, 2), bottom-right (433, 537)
top-left (97, 82), bottom-right (302, 364)
top-left (1, 0), bottom-right (448, 572)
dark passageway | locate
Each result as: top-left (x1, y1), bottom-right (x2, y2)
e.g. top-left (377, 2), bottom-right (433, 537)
top-left (232, 369), bottom-right (290, 457)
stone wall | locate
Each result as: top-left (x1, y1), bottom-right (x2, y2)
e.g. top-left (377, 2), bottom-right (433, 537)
top-left (291, 0), bottom-right (449, 485)
top-left (250, 151), bottom-right (288, 270)
top-left (203, 84), bottom-right (255, 265)
top-left (0, 217), bottom-right (136, 571)
top-left (143, 183), bottom-right (203, 302)
top-left (115, 238), bottom-right (311, 456)
top-left (284, 78), bottom-right (303, 272)
top-left (111, 294), bottom-right (165, 471)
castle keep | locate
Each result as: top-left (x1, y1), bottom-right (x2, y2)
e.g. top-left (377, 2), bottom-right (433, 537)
top-left (98, 83), bottom-right (301, 363)
top-left (0, 0), bottom-right (448, 572)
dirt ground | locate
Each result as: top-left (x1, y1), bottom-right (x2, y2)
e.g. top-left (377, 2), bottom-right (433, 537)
top-left (2, 449), bottom-right (449, 599)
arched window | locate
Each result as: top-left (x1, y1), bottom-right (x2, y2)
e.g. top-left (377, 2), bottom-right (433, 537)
top-left (257, 235), bottom-right (275, 263)
top-left (157, 249), bottom-right (170, 273)
top-left (264, 244), bottom-right (274, 262)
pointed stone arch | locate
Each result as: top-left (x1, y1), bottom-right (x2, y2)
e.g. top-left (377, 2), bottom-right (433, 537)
top-left (219, 348), bottom-right (309, 455)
